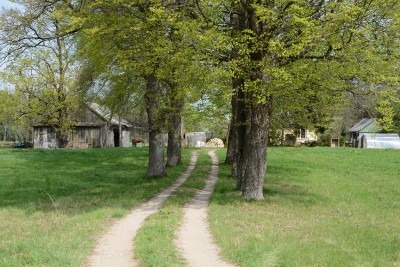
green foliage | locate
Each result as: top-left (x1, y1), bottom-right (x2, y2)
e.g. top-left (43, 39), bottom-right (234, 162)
top-left (0, 1), bottom-right (81, 144)
top-left (0, 90), bottom-right (13, 123)
top-left (227, 0), bottom-right (400, 131)
top-left (184, 91), bottom-right (230, 135)
top-left (1, 52), bottom-right (79, 125)
top-left (1, 0), bottom-right (399, 135)
top-left (375, 88), bottom-right (400, 132)
top-left (74, 1), bottom-right (231, 136)
top-left (79, 1), bottom-right (201, 86)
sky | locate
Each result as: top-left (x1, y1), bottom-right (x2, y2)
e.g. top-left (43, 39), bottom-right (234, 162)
top-left (0, 0), bottom-right (22, 9)
top-left (0, 1), bottom-right (15, 89)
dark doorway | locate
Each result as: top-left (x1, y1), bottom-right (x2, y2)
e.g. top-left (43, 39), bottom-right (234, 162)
top-left (113, 129), bottom-right (120, 147)
top-left (331, 138), bottom-right (340, 147)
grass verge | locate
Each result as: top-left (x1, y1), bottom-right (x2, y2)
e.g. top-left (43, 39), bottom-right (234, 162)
top-left (0, 147), bottom-right (189, 267)
top-left (210, 147), bottom-right (400, 267)
top-left (134, 149), bottom-right (212, 267)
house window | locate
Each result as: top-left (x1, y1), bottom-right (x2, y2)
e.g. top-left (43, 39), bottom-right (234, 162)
top-left (297, 129), bottom-right (306, 139)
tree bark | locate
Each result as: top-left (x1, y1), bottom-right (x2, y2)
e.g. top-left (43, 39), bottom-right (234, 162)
top-left (59, 130), bottom-right (69, 148)
top-left (228, 8), bottom-right (247, 179)
top-left (55, 22), bottom-right (69, 149)
top-left (233, 79), bottom-right (246, 188)
top-left (119, 117), bottom-right (122, 147)
top-left (166, 82), bottom-right (183, 166)
top-left (145, 75), bottom-right (167, 177)
top-left (166, 98), bottom-right (183, 166)
top-left (240, 100), bottom-right (271, 200)
top-left (147, 130), bottom-right (167, 177)
top-left (167, 125), bottom-right (182, 165)
top-left (224, 91), bottom-right (236, 165)
top-left (230, 2), bottom-right (273, 199)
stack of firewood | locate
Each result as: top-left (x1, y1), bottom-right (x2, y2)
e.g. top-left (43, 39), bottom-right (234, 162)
top-left (203, 138), bottom-right (224, 148)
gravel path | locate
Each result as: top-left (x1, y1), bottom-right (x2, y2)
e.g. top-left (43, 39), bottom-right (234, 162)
top-left (85, 152), bottom-right (199, 267)
top-left (175, 150), bottom-right (236, 267)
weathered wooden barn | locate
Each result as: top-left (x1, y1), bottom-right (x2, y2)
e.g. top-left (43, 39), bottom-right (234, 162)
top-left (33, 103), bottom-right (131, 149)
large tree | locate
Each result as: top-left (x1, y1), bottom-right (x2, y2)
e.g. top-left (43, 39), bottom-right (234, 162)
top-left (0, 90), bottom-right (14, 141)
top-left (0, 0), bottom-right (80, 147)
top-left (221, 0), bottom-right (400, 199)
top-left (75, 0), bottom-right (212, 175)
top-left (2, 0), bottom-right (398, 199)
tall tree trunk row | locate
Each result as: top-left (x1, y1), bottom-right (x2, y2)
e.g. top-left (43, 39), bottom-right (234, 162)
top-left (145, 75), bottom-right (167, 177)
top-left (229, 2), bottom-right (274, 200)
top-left (167, 93), bottom-right (183, 166)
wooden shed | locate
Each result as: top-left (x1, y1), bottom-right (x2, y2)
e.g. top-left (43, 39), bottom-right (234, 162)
top-left (33, 103), bottom-right (131, 149)
top-left (347, 118), bottom-right (381, 148)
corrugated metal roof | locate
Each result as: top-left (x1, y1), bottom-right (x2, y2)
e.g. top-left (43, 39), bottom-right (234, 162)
top-left (348, 118), bottom-right (374, 132)
top-left (88, 103), bottom-right (132, 128)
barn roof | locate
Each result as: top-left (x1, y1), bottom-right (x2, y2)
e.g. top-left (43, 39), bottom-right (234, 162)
top-left (87, 103), bottom-right (132, 128)
top-left (348, 118), bottom-right (375, 132)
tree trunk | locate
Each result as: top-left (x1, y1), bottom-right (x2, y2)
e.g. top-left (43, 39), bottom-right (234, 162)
top-left (231, 2), bottom-right (273, 199)
top-left (59, 131), bottom-right (69, 148)
top-left (240, 101), bottom-right (271, 200)
top-left (167, 111), bottom-right (183, 165)
top-left (145, 75), bottom-right (167, 177)
top-left (55, 23), bottom-right (69, 149)
top-left (224, 90), bottom-right (237, 165)
top-left (166, 90), bottom-right (183, 166)
top-left (119, 117), bottom-right (122, 147)
top-left (233, 79), bottom-right (246, 188)
top-left (147, 130), bottom-right (167, 177)
top-left (228, 9), bottom-right (247, 178)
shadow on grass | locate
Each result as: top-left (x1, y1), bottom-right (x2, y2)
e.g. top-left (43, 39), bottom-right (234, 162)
top-left (0, 148), bottom-right (186, 215)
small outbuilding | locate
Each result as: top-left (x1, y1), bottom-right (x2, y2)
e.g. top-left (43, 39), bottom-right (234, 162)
top-left (184, 132), bottom-right (207, 148)
top-left (347, 118), bottom-right (381, 148)
top-left (330, 138), bottom-right (340, 147)
top-left (358, 133), bottom-right (400, 149)
top-left (33, 103), bottom-right (131, 149)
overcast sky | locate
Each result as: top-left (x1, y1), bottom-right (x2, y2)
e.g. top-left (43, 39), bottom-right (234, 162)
top-left (0, 1), bottom-right (18, 89)
top-left (0, 0), bottom-right (22, 9)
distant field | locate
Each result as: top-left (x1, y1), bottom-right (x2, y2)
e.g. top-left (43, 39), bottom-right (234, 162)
top-left (0, 147), bottom-right (189, 266)
top-left (211, 147), bottom-right (400, 267)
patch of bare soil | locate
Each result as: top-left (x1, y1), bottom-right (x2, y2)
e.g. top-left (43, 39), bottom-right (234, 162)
top-left (175, 150), bottom-right (236, 267)
top-left (84, 152), bottom-right (199, 267)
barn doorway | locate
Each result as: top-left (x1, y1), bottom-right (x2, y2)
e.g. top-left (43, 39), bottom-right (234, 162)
top-left (113, 129), bottom-right (120, 147)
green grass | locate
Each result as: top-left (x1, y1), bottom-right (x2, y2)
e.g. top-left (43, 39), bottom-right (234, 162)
top-left (134, 150), bottom-right (212, 267)
top-left (210, 147), bottom-right (400, 267)
top-left (2, 147), bottom-right (399, 266)
top-left (0, 147), bottom-right (189, 267)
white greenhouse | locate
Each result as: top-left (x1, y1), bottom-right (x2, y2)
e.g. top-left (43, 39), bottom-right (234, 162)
top-left (357, 133), bottom-right (400, 149)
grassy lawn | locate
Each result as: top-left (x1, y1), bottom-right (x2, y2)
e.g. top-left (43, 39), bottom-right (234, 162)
top-left (1, 147), bottom-right (399, 266)
top-left (0, 147), bottom-right (189, 267)
top-left (210, 147), bottom-right (400, 266)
